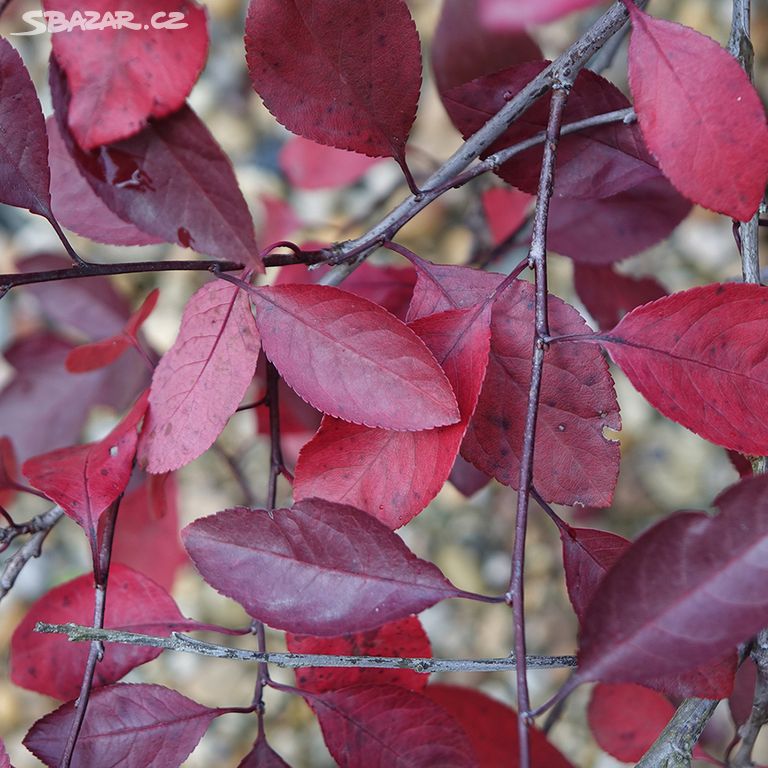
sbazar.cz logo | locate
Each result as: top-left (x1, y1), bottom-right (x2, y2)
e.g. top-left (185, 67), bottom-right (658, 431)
top-left (11, 10), bottom-right (189, 34)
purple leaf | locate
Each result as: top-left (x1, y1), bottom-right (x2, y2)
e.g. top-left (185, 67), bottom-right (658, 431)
top-left (576, 474), bottom-right (768, 686)
top-left (24, 683), bottom-right (219, 768)
top-left (182, 499), bottom-right (466, 635)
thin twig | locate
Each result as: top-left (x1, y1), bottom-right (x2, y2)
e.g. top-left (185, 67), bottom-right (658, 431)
top-left (0, 507), bottom-right (64, 601)
top-left (0, 504), bottom-right (64, 552)
top-left (321, 0), bottom-right (638, 273)
top-left (34, 623), bottom-right (578, 672)
top-left (507, 86), bottom-right (571, 768)
top-left (59, 495), bottom-right (121, 768)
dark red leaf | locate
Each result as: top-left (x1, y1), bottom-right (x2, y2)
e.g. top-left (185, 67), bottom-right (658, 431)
top-left (588, 683), bottom-right (715, 764)
top-left (0, 38), bottom-right (52, 219)
top-left (0, 738), bottom-right (9, 768)
top-left (50, 62), bottom-right (261, 267)
top-left (548, 175), bottom-right (691, 263)
top-left (251, 284), bottom-right (460, 431)
top-left (729, 659), bottom-right (757, 730)
top-left (625, 4), bottom-right (768, 220)
top-left (449, 454), bottom-right (493, 497)
top-left (602, 283), bottom-right (768, 455)
top-left (559, 523), bottom-right (629, 624)
top-left (112, 475), bottom-right (186, 591)
top-left (425, 684), bottom-right (573, 768)
top-left (286, 616), bottom-right (431, 693)
top-left (11, 565), bottom-right (206, 699)
top-left (432, 0), bottom-right (541, 94)
top-left (139, 281), bottom-right (260, 473)
top-left (293, 305), bottom-right (491, 527)
top-left (482, 187), bottom-right (532, 245)
top-left (309, 685), bottom-right (477, 768)
top-left (24, 683), bottom-right (218, 767)
top-left (576, 474), bottom-right (768, 686)
top-left (47, 117), bottom-right (162, 246)
top-left (478, 0), bottom-right (605, 29)
top-left (0, 333), bottom-right (143, 462)
top-left (279, 136), bottom-right (381, 189)
top-left (66, 289), bottom-right (158, 373)
top-left (574, 264), bottom-right (667, 331)
top-left (728, 450), bottom-right (754, 479)
top-left (473, 289), bottom-right (619, 505)
top-left (182, 499), bottom-right (466, 635)
top-left (245, 0), bottom-right (421, 169)
top-left (444, 62), bottom-right (660, 198)
top-left (238, 737), bottom-right (292, 768)
top-left (47, 0), bottom-right (207, 148)
top-left (23, 391), bottom-right (148, 541)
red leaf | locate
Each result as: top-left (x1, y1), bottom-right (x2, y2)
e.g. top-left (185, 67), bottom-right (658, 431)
top-left (309, 685), bottom-right (476, 768)
top-left (274, 261), bottom-right (417, 321)
top-left (286, 616), bottom-right (431, 694)
top-left (0, 38), bottom-right (51, 219)
top-left (574, 264), bottom-right (667, 331)
top-left (23, 391), bottom-right (149, 541)
top-left (548, 174), bottom-right (691, 263)
top-left (444, 62), bottom-right (660, 198)
top-left (482, 187), bottom-right (533, 245)
top-left (478, 0), bottom-right (605, 29)
top-left (425, 684), bottom-right (573, 768)
top-left (47, 0), bottom-right (207, 148)
top-left (588, 683), bottom-right (676, 762)
top-left (559, 522), bottom-right (734, 698)
top-left (406, 262), bottom-right (620, 507)
top-left (50, 62), bottom-right (261, 267)
top-left (182, 499), bottom-right (466, 635)
top-left (0, 437), bottom-right (19, 508)
top-left (588, 683), bottom-right (715, 764)
top-left (625, 4), bottom-right (768, 220)
top-left (24, 683), bottom-right (218, 768)
top-left (279, 136), bottom-right (381, 190)
top-left (112, 475), bottom-right (187, 591)
top-left (293, 305), bottom-right (491, 527)
top-left (257, 195), bottom-right (301, 247)
top-left (245, 0), bottom-right (421, 168)
top-left (576, 474), bottom-right (768, 686)
top-left (11, 565), bottom-right (204, 699)
top-left (559, 523), bottom-right (629, 624)
top-left (139, 281), bottom-right (260, 473)
top-left (432, 0), bottom-right (541, 94)
top-left (0, 738), bottom-right (9, 768)
top-left (47, 117), bottom-right (162, 246)
top-left (601, 283), bottom-right (768, 455)
top-left (238, 737), bottom-right (292, 768)
top-left (66, 289), bottom-right (158, 373)
top-left (250, 284), bottom-right (460, 431)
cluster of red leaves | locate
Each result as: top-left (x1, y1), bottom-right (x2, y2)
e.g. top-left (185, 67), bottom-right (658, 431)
top-left (0, 0), bottom-right (767, 765)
